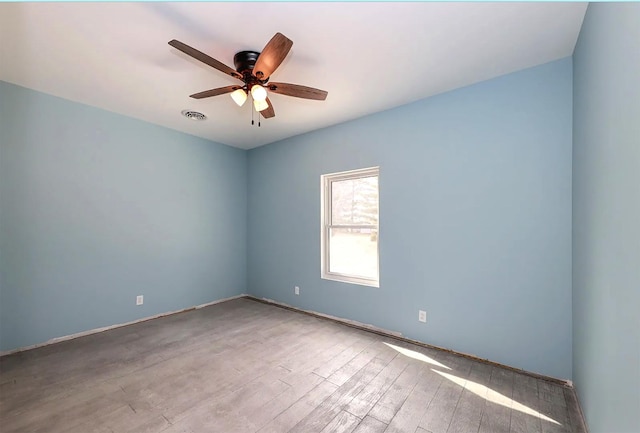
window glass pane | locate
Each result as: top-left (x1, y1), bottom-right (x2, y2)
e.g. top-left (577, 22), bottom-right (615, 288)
top-left (331, 176), bottom-right (378, 225)
top-left (329, 227), bottom-right (378, 279)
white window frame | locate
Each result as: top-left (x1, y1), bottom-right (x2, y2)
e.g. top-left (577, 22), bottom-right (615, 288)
top-left (321, 166), bottom-right (380, 287)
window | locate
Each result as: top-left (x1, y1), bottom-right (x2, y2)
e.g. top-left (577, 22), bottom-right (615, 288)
top-left (321, 167), bottom-right (379, 287)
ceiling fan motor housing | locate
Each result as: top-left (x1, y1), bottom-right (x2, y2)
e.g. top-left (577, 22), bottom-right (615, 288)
top-left (234, 51), bottom-right (262, 77)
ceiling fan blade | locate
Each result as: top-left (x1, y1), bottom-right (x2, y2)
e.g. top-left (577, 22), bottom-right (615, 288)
top-left (267, 82), bottom-right (328, 101)
top-left (253, 33), bottom-right (293, 80)
top-left (260, 97), bottom-right (276, 118)
top-left (169, 39), bottom-right (242, 81)
top-left (190, 85), bottom-right (242, 99)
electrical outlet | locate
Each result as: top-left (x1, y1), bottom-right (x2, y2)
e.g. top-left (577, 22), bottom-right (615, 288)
top-left (136, 295), bottom-right (144, 306)
top-left (294, 286), bottom-right (300, 295)
top-left (418, 310), bottom-right (427, 323)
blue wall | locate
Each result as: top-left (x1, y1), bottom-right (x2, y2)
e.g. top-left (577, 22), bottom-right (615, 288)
top-left (0, 81), bottom-right (247, 352)
top-left (572, 4), bottom-right (640, 432)
top-left (248, 58), bottom-right (573, 379)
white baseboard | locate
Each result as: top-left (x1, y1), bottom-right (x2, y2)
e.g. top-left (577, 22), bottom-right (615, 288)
top-left (0, 294), bottom-right (247, 357)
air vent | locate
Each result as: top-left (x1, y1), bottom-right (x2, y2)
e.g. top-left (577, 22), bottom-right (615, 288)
top-left (181, 110), bottom-right (207, 121)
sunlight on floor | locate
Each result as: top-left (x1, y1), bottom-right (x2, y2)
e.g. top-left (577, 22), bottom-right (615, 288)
top-left (383, 342), bottom-right (451, 370)
top-left (432, 369), bottom-right (561, 425)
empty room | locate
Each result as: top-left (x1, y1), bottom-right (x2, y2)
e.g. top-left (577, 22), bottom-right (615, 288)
top-left (0, 2), bottom-right (638, 433)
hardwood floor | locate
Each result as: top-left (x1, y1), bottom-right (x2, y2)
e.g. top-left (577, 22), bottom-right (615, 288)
top-left (0, 298), bottom-right (586, 433)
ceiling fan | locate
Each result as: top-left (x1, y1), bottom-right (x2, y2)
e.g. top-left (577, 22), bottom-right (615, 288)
top-left (168, 33), bottom-right (328, 120)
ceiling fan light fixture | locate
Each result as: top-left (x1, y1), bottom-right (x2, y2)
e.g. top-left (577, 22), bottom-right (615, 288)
top-left (230, 88), bottom-right (247, 106)
top-left (250, 85), bottom-right (267, 101)
top-left (253, 98), bottom-right (269, 112)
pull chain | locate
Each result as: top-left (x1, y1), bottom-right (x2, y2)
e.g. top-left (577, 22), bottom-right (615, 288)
top-left (248, 94), bottom-right (262, 127)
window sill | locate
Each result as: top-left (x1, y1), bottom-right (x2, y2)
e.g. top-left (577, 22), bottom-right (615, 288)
top-left (322, 273), bottom-right (379, 288)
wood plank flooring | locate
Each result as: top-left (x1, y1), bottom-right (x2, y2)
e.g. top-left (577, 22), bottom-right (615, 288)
top-left (0, 298), bottom-right (586, 433)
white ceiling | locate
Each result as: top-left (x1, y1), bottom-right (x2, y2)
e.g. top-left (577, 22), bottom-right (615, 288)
top-left (0, 2), bottom-right (587, 150)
